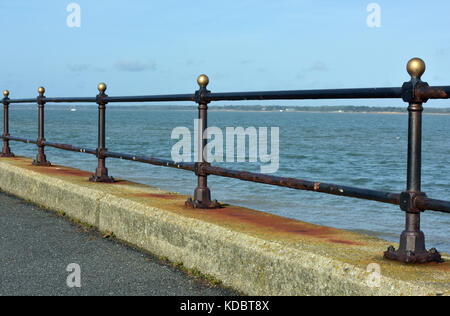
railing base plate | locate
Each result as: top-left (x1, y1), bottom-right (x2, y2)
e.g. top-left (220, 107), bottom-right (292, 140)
top-left (384, 246), bottom-right (443, 264)
top-left (89, 175), bottom-right (115, 183)
top-left (0, 152), bottom-right (15, 158)
top-left (32, 160), bottom-right (51, 167)
top-left (185, 197), bottom-right (221, 209)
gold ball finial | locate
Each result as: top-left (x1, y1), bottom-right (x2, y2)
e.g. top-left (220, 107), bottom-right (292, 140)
top-left (407, 58), bottom-right (426, 79)
top-left (3, 90), bottom-right (9, 98)
top-left (197, 74), bottom-right (209, 88)
top-left (97, 82), bottom-right (107, 93)
top-left (38, 87), bottom-right (45, 95)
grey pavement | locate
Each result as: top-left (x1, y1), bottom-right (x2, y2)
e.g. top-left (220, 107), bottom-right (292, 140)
top-left (0, 191), bottom-right (237, 296)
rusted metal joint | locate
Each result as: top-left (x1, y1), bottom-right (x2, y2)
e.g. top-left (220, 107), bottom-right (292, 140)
top-left (37, 94), bottom-right (46, 106)
top-left (194, 162), bottom-right (210, 177)
top-left (399, 191), bottom-right (426, 214)
top-left (402, 79), bottom-right (429, 104)
top-left (413, 81), bottom-right (429, 104)
top-left (37, 138), bottom-right (46, 147)
top-left (194, 88), bottom-right (210, 105)
top-left (96, 147), bottom-right (108, 159)
top-left (96, 93), bottom-right (108, 106)
top-left (0, 133), bottom-right (14, 158)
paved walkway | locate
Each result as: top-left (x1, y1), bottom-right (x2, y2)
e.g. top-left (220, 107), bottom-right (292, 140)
top-left (0, 191), bottom-right (236, 296)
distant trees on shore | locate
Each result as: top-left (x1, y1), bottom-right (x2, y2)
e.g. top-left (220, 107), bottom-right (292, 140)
top-left (208, 105), bottom-right (450, 114)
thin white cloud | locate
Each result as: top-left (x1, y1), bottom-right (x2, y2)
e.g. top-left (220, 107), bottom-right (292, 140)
top-left (307, 61), bottom-right (329, 72)
top-left (115, 60), bottom-right (156, 72)
top-left (67, 64), bottom-right (91, 72)
top-left (436, 48), bottom-right (450, 56)
top-left (296, 61), bottom-right (329, 80)
top-left (67, 64), bottom-right (106, 72)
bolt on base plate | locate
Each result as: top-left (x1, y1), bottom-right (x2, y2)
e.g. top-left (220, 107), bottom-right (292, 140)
top-left (384, 246), bottom-right (443, 264)
top-left (185, 197), bottom-right (222, 209)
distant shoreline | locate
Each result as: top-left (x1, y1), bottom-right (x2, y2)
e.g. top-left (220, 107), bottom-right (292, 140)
top-left (13, 104), bottom-right (450, 115)
top-left (208, 109), bottom-right (450, 115)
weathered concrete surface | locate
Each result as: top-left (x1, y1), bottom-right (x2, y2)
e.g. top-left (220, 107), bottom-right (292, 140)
top-left (0, 157), bottom-right (448, 296)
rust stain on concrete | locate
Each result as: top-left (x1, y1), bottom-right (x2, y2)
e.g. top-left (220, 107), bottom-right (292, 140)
top-left (156, 202), bottom-right (366, 247)
top-left (328, 239), bottom-right (362, 246)
top-left (133, 193), bottom-right (180, 200)
top-left (32, 166), bottom-right (92, 178)
top-left (434, 262), bottom-right (450, 272)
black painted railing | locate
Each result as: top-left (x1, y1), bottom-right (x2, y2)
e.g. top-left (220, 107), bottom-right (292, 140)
top-left (1, 58), bottom-right (449, 264)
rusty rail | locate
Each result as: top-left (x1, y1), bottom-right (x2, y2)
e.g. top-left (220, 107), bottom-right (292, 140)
top-left (1, 58), bottom-right (449, 264)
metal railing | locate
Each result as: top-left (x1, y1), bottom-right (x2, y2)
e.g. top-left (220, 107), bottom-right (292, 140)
top-left (1, 58), bottom-right (449, 264)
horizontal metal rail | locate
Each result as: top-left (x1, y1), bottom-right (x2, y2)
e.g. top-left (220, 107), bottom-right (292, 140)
top-left (7, 98), bottom-right (37, 104)
top-left (104, 151), bottom-right (195, 172)
top-left (201, 164), bottom-right (450, 214)
top-left (203, 164), bottom-right (401, 205)
top-left (415, 85), bottom-right (450, 99)
top-left (42, 97), bottom-right (97, 103)
top-left (104, 94), bottom-right (195, 103)
top-left (5, 85), bottom-right (450, 105)
top-left (43, 141), bottom-right (97, 155)
top-left (206, 87), bottom-right (403, 101)
top-left (416, 197), bottom-right (450, 214)
top-left (6, 136), bottom-right (37, 144)
top-left (3, 87), bottom-right (404, 104)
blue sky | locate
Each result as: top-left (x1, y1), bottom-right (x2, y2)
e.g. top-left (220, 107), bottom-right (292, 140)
top-left (1, 0), bottom-right (450, 106)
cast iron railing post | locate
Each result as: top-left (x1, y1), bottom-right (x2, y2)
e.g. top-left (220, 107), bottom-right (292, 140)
top-left (384, 58), bottom-right (442, 263)
top-left (185, 75), bottom-right (220, 209)
top-left (32, 87), bottom-right (51, 166)
top-left (1, 90), bottom-right (14, 157)
top-left (90, 82), bottom-right (114, 182)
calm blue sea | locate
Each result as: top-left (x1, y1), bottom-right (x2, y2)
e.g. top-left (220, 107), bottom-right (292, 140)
top-left (5, 105), bottom-right (450, 253)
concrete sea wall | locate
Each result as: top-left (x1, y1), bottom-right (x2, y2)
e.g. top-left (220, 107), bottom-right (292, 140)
top-left (0, 157), bottom-right (448, 296)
